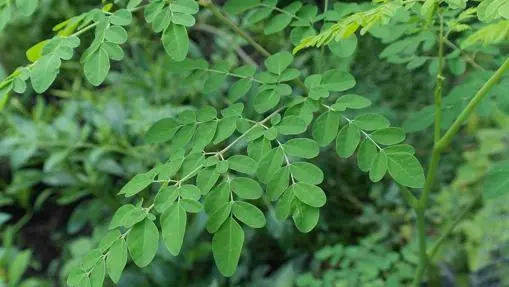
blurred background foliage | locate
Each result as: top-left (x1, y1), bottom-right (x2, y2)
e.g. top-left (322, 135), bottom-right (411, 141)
top-left (2, 0), bottom-right (509, 286)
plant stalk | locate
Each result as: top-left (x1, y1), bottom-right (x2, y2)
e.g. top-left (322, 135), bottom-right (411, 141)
top-left (412, 58), bottom-right (509, 285)
top-left (433, 15), bottom-right (445, 143)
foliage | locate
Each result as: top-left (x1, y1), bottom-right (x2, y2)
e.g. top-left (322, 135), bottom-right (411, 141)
top-left (2, 0), bottom-right (509, 286)
top-left (296, 236), bottom-right (418, 287)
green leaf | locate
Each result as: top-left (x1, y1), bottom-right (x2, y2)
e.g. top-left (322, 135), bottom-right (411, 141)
top-left (171, 0), bottom-right (199, 14)
top-left (264, 51), bottom-right (293, 74)
top-left (264, 13), bottom-right (292, 35)
top-left (229, 78), bottom-right (253, 101)
top-left (161, 201), bottom-right (187, 256)
top-left (102, 42), bottom-right (124, 61)
top-left (127, 0), bottom-right (143, 9)
top-left (267, 167), bottom-right (290, 201)
top-left (321, 70), bottom-right (356, 92)
top-left (276, 188), bottom-right (295, 220)
top-left (357, 139), bottom-right (378, 172)
top-left (387, 153), bottom-right (425, 188)
top-left (264, 2), bottom-right (302, 35)
top-left (171, 124), bottom-right (196, 150)
top-left (106, 239), bottom-right (127, 284)
top-left (144, 1), bottom-right (165, 23)
top-left (384, 144), bottom-right (415, 155)
top-left (81, 249), bottom-right (102, 271)
top-left (353, 114), bottom-right (390, 131)
top-left (90, 258), bottom-right (105, 287)
top-left (329, 35), bottom-right (358, 58)
top-left (333, 94), bottom-right (371, 110)
top-left (84, 47), bottom-right (110, 86)
top-left (263, 127), bottom-right (278, 140)
top-left (228, 155), bottom-right (258, 175)
top-left (204, 182), bottom-right (230, 214)
top-left (99, 230), bottom-right (121, 252)
top-left (118, 170), bottom-right (155, 197)
top-left (162, 23), bottom-right (189, 61)
top-left (110, 204), bottom-right (136, 229)
top-left (483, 161), bottom-right (509, 199)
top-left (277, 116), bottom-right (307, 135)
top-left (224, 0), bottom-right (260, 15)
top-left (402, 106), bottom-right (434, 133)
top-left (215, 160), bottom-right (229, 174)
top-left (197, 168), bottom-right (220, 195)
top-left (214, 117), bottom-right (237, 144)
top-left (280, 68), bottom-right (301, 81)
top-left (290, 162), bottom-right (324, 185)
top-left (312, 111), bottom-right (340, 146)
top-left (8, 250), bottom-right (31, 287)
top-left (232, 201), bottom-right (266, 228)
top-left (0, 85), bottom-right (11, 111)
top-left (154, 186), bottom-right (178, 213)
top-left (421, 0), bottom-right (436, 21)
top-left (67, 267), bottom-right (87, 286)
top-left (179, 184), bottom-right (201, 201)
top-left (105, 26), bottom-right (128, 44)
top-left (16, 0), bottom-right (38, 16)
top-left (212, 217), bottom-right (244, 277)
top-left (257, 147), bottom-right (284, 183)
top-left (157, 157), bottom-right (184, 180)
top-left (127, 218), bottom-right (159, 267)
top-left (204, 63), bottom-right (228, 92)
top-left (245, 5), bottom-right (273, 25)
top-left (171, 13), bottom-right (196, 27)
top-left (371, 128), bottom-right (406, 145)
top-left (192, 121), bottom-right (218, 152)
top-left (197, 105), bottom-right (217, 122)
top-left (255, 89), bottom-right (280, 113)
top-left (231, 177), bottom-right (263, 199)
top-left (336, 124), bottom-right (361, 158)
top-left (181, 199), bottom-right (203, 213)
top-left (121, 206), bottom-right (147, 229)
top-left (292, 201), bottom-right (320, 233)
top-left (144, 118), bottom-right (181, 144)
top-left (290, 182), bottom-right (326, 208)
top-left (206, 202), bottom-right (232, 233)
top-left (110, 9), bottom-right (133, 26)
top-left (177, 110), bottom-right (197, 124)
top-left (500, 2), bottom-right (509, 19)
top-left (369, 151), bottom-right (387, 182)
top-left (30, 54), bottom-right (61, 93)
top-left (248, 138), bottom-right (272, 161)
top-left (284, 138), bottom-right (319, 159)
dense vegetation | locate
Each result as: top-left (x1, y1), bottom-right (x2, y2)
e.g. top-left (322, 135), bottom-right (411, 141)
top-left (1, 0), bottom-right (509, 286)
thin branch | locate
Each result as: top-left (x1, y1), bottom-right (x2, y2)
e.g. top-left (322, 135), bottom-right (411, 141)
top-left (443, 38), bottom-right (485, 71)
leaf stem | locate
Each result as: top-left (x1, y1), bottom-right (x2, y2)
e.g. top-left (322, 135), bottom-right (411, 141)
top-left (203, 68), bottom-right (263, 83)
top-left (443, 38), bottom-right (485, 71)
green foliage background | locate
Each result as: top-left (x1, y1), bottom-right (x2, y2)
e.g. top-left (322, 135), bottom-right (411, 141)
top-left (1, 0), bottom-right (509, 286)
